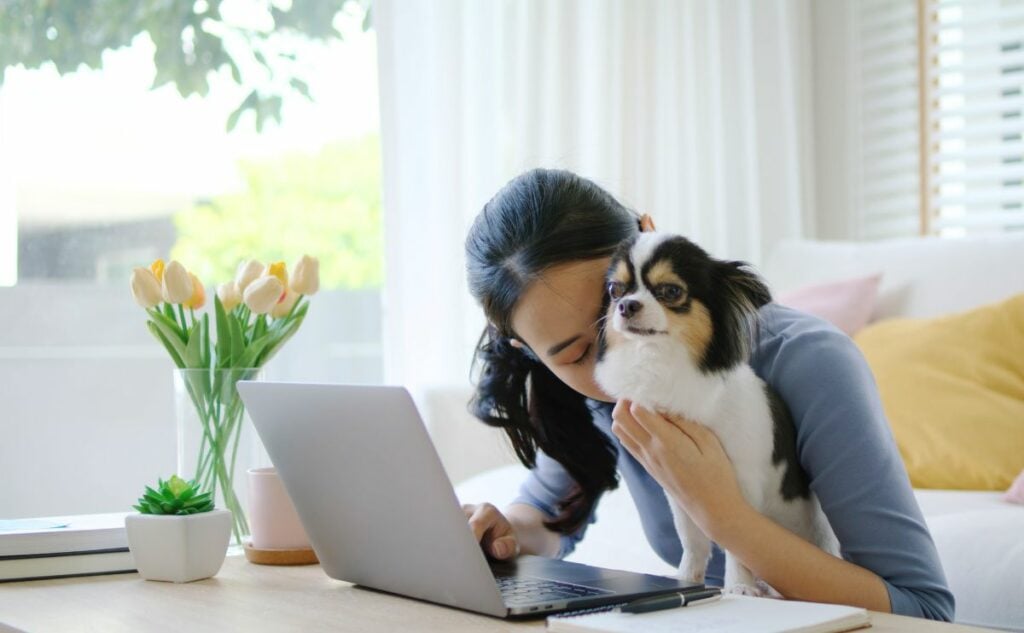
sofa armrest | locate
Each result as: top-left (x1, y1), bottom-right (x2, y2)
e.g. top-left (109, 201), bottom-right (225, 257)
top-left (417, 386), bottom-right (519, 485)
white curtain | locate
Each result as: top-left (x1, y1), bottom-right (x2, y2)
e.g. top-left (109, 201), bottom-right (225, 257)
top-left (376, 0), bottom-right (816, 391)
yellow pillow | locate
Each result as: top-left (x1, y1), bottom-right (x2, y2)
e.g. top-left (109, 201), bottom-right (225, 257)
top-left (854, 293), bottom-right (1024, 490)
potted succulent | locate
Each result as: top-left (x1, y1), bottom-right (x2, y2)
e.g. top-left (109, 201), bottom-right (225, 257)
top-left (125, 475), bottom-right (232, 583)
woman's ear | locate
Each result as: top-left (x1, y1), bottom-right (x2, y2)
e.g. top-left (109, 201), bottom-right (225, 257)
top-left (640, 214), bottom-right (657, 233)
top-left (508, 337), bottom-right (540, 362)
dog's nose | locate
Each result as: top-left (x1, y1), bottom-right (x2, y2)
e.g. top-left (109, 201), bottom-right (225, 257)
top-left (618, 299), bottom-right (642, 318)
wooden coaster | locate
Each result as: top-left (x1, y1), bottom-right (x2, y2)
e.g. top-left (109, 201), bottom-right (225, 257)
top-left (243, 541), bottom-right (319, 566)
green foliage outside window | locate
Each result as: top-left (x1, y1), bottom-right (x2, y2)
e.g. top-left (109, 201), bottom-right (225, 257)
top-left (171, 134), bottom-right (383, 290)
top-left (0, 0), bottom-right (371, 131)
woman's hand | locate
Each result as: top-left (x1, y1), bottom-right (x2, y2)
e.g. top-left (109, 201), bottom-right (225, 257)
top-left (462, 502), bottom-right (521, 560)
top-left (610, 399), bottom-right (750, 538)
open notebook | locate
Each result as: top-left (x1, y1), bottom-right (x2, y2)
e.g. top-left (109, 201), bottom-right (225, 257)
top-left (547, 595), bottom-right (870, 633)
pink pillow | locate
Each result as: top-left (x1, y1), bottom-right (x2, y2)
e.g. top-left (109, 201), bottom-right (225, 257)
top-left (778, 274), bottom-right (882, 336)
top-left (1006, 469), bottom-right (1024, 504)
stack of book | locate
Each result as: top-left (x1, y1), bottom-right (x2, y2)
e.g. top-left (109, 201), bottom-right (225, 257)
top-left (0, 513), bottom-right (136, 582)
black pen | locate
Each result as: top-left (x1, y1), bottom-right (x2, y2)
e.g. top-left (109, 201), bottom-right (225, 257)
top-left (619, 587), bottom-right (723, 614)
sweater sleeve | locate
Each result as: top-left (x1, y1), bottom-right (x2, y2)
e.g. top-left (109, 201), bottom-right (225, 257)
top-left (511, 449), bottom-right (598, 559)
top-left (756, 311), bottom-right (955, 621)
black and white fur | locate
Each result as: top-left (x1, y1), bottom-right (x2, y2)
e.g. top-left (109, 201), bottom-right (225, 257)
top-left (593, 232), bottom-right (838, 596)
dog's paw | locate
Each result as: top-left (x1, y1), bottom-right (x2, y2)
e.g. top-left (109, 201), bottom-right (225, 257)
top-left (725, 582), bottom-right (766, 597)
top-left (675, 561), bottom-right (708, 585)
top-left (755, 579), bottom-right (783, 599)
top-left (676, 566), bottom-right (706, 585)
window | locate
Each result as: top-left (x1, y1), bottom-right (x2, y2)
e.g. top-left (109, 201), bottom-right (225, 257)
top-left (0, 1), bottom-right (382, 517)
top-left (816, 0), bottom-right (1024, 239)
top-left (924, 0), bottom-right (1024, 235)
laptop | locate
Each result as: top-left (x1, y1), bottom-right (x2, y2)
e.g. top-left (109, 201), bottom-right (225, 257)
top-left (237, 381), bottom-right (703, 618)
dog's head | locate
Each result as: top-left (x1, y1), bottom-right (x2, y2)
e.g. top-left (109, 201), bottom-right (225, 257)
top-left (596, 232), bottom-right (771, 374)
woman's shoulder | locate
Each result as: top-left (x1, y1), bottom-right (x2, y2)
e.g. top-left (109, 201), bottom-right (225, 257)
top-left (752, 302), bottom-right (872, 389)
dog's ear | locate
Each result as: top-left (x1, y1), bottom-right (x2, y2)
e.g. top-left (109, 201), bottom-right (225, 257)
top-left (717, 261), bottom-right (772, 311)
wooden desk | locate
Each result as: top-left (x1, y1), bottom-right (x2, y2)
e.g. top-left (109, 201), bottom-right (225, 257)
top-left (0, 555), bottom-right (992, 632)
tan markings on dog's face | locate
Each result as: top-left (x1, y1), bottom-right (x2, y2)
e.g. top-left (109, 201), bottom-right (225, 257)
top-left (644, 259), bottom-right (689, 308)
top-left (665, 298), bottom-right (712, 362)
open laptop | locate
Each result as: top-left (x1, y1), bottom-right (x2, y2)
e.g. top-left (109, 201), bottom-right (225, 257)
top-left (237, 381), bottom-right (703, 618)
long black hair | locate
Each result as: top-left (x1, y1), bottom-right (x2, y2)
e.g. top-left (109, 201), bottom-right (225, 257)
top-left (465, 168), bottom-right (641, 535)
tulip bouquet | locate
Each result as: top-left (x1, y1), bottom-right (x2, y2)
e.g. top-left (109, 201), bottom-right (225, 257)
top-left (130, 255), bottom-right (320, 544)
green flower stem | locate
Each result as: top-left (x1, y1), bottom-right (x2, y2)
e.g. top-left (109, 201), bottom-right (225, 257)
top-left (180, 369), bottom-right (250, 544)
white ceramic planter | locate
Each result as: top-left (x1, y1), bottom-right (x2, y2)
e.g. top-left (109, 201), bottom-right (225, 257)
top-left (125, 509), bottom-right (232, 583)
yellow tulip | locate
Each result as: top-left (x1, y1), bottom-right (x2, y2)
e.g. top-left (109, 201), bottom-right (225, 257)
top-left (266, 261), bottom-right (288, 287)
top-left (243, 276), bottom-right (284, 315)
top-left (234, 259), bottom-right (264, 293)
top-left (290, 255), bottom-right (320, 296)
top-left (186, 273), bottom-right (206, 310)
top-left (130, 267), bottom-right (162, 308)
top-left (216, 282), bottom-right (241, 311)
top-left (161, 260), bottom-right (194, 304)
top-left (271, 288), bottom-right (299, 319)
top-left (150, 259), bottom-right (165, 283)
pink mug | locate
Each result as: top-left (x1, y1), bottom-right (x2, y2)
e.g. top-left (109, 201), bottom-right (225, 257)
top-left (247, 467), bottom-right (311, 550)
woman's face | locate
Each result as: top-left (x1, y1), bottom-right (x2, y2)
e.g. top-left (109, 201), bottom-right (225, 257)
top-left (510, 257), bottom-right (615, 403)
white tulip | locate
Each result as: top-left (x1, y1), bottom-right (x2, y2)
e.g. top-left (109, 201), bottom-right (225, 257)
top-left (243, 276), bottom-right (284, 315)
top-left (161, 260), bottom-right (194, 304)
top-left (271, 288), bottom-right (300, 319)
top-left (130, 267), bottom-right (163, 308)
top-left (234, 259), bottom-right (264, 293)
top-left (290, 255), bottom-right (320, 296)
top-left (217, 282), bottom-right (242, 312)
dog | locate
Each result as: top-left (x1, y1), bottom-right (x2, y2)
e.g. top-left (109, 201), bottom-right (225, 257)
top-left (593, 232), bottom-right (839, 596)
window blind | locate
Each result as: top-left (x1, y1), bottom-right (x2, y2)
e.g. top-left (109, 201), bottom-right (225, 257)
top-left (855, 0), bottom-right (922, 239)
top-left (924, 0), bottom-right (1024, 235)
top-left (850, 0), bottom-right (1024, 238)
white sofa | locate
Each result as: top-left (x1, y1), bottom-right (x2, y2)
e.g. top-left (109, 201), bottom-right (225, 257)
top-left (428, 235), bottom-right (1024, 631)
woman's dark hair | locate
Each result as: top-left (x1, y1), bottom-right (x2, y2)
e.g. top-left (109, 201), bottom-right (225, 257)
top-left (465, 168), bottom-right (641, 535)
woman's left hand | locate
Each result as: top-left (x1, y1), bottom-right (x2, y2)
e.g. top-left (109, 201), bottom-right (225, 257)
top-left (611, 399), bottom-right (750, 537)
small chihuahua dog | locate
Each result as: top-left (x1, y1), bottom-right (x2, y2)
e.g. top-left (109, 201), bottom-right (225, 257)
top-left (593, 232), bottom-right (838, 596)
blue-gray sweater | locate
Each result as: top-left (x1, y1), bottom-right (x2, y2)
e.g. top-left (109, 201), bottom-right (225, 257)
top-left (514, 303), bottom-right (955, 621)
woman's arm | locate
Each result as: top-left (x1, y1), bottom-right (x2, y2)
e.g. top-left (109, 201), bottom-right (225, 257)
top-left (466, 448), bottom-right (600, 560)
top-left (463, 501), bottom-right (561, 558)
top-left (715, 499), bottom-right (890, 610)
top-left (614, 401), bottom-right (889, 611)
top-left (506, 503), bottom-right (562, 557)
top-left (612, 401), bottom-right (888, 610)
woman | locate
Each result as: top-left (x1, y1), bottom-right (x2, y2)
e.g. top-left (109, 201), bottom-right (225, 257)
top-left (462, 168), bottom-right (954, 621)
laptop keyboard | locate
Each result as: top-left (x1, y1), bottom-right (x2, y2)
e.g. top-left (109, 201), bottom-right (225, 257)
top-left (495, 575), bottom-right (612, 606)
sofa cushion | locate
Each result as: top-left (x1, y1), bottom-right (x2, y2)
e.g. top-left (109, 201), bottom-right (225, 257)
top-left (854, 293), bottom-right (1024, 490)
top-left (924, 504), bottom-right (1024, 631)
top-left (777, 274), bottom-right (881, 335)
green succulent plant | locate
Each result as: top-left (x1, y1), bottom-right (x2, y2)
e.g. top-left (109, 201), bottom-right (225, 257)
top-left (133, 475), bottom-right (215, 515)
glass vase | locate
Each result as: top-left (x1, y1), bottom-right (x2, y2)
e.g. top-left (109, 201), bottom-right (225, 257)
top-left (173, 368), bottom-right (270, 546)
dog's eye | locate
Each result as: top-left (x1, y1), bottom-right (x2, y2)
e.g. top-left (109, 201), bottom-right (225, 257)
top-left (655, 284), bottom-right (684, 303)
top-left (607, 281), bottom-right (626, 299)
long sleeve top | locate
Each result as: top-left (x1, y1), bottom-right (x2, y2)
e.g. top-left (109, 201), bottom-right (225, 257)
top-left (513, 303), bottom-right (955, 621)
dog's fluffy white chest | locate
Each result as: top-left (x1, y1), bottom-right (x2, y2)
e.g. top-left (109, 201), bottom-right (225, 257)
top-left (595, 339), bottom-right (770, 457)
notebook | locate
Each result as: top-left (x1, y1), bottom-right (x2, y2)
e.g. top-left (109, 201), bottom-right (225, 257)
top-left (547, 595), bottom-right (871, 633)
top-left (0, 549), bottom-right (135, 582)
top-left (0, 513), bottom-right (129, 557)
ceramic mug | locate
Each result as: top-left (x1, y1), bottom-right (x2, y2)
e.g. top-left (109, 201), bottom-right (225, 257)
top-left (247, 467), bottom-right (311, 550)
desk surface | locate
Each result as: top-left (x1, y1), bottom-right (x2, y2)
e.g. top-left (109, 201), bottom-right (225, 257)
top-left (0, 555), bottom-right (991, 632)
